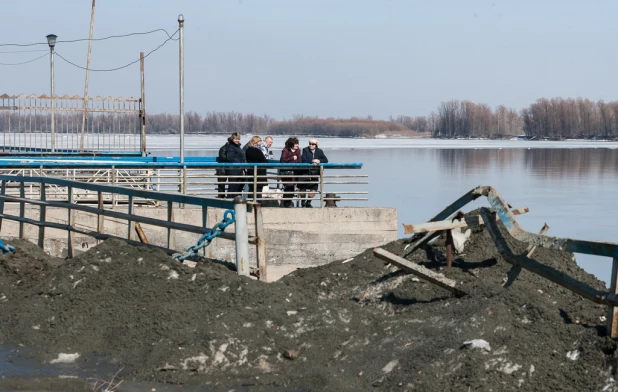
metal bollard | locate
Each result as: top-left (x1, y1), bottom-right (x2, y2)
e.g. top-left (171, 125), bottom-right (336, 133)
top-left (233, 196), bottom-right (250, 276)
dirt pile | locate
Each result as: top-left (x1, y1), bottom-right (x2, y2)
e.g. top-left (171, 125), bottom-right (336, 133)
top-left (0, 220), bottom-right (617, 391)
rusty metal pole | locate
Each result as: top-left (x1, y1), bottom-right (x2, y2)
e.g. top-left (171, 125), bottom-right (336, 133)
top-left (79, 0), bottom-right (96, 152)
top-left (178, 14), bottom-right (185, 163)
top-left (140, 52), bottom-right (146, 157)
top-left (254, 204), bottom-right (267, 281)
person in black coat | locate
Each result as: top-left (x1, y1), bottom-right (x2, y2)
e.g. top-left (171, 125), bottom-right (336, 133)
top-left (245, 135), bottom-right (268, 201)
top-left (225, 132), bottom-right (246, 198)
top-left (216, 139), bottom-right (230, 198)
top-left (299, 138), bottom-right (328, 207)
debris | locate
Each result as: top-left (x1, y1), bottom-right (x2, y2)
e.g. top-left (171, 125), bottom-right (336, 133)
top-left (283, 349), bottom-right (299, 360)
top-left (463, 339), bottom-right (491, 352)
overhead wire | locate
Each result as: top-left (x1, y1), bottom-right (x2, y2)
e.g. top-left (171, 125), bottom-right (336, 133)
top-left (0, 49), bottom-right (48, 54)
top-left (54, 28), bottom-right (179, 72)
top-left (0, 28), bottom-right (179, 47)
top-left (0, 52), bottom-right (49, 66)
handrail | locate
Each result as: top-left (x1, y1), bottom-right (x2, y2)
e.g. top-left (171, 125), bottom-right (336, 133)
top-left (0, 161), bottom-right (363, 169)
top-left (0, 175), bottom-right (244, 211)
top-left (0, 176), bottom-right (268, 280)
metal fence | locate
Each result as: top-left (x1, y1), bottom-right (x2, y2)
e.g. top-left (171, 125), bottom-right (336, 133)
top-left (0, 175), bottom-right (267, 280)
top-left (0, 161), bottom-right (367, 207)
top-left (0, 93), bottom-right (144, 154)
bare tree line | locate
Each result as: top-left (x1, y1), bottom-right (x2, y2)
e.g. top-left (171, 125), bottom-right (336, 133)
top-left (430, 98), bottom-right (618, 139)
top-left (145, 98), bottom-right (618, 139)
top-left (6, 97), bottom-right (615, 140)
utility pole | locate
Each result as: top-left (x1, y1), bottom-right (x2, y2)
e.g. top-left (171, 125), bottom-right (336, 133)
top-left (178, 14), bottom-right (185, 163)
top-left (46, 34), bottom-right (57, 153)
top-left (80, 0), bottom-right (96, 152)
top-left (140, 52), bottom-right (146, 157)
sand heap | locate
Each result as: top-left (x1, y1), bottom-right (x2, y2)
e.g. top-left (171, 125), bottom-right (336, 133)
top-left (0, 221), bottom-right (616, 391)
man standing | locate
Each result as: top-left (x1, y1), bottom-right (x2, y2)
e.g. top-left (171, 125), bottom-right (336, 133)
top-left (261, 136), bottom-right (274, 159)
top-left (216, 138), bottom-right (229, 198)
top-left (225, 132), bottom-right (246, 198)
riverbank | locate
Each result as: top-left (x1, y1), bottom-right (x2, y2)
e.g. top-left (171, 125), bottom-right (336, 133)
top-left (0, 217), bottom-right (616, 391)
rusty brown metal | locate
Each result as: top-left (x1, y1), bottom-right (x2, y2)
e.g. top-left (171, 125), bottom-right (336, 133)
top-left (253, 203), bottom-right (267, 281)
top-left (134, 222), bottom-right (149, 244)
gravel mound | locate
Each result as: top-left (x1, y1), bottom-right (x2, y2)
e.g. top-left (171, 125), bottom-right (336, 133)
top-left (0, 219), bottom-right (616, 391)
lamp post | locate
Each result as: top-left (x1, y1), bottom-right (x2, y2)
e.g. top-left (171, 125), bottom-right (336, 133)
top-left (46, 34), bottom-right (57, 153)
top-left (178, 14), bottom-right (184, 163)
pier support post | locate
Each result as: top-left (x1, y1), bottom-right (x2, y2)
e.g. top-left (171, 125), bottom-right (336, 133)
top-left (234, 196), bottom-right (250, 277)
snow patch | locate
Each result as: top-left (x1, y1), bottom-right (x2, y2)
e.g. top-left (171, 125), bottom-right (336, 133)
top-left (50, 353), bottom-right (80, 364)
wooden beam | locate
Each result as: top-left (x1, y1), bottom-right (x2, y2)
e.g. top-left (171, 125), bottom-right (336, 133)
top-left (403, 207), bottom-right (530, 235)
top-left (373, 248), bottom-right (467, 297)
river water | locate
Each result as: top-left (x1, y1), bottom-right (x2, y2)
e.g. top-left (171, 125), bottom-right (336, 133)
top-left (149, 135), bottom-right (618, 282)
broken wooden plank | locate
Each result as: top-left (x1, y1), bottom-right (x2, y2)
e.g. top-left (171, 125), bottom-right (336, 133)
top-left (373, 248), bottom-right (467, 297)
top-left (403, 207), bottom-right (530, 235)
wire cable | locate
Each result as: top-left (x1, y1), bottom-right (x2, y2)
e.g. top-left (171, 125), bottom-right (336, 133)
top-left (0, 52), bottom-right (49, 66)
top-left (54, 29), bottom-right (178, 72)
top-left (0, 49), bottom-right (49, 54)
top-left (0, 28), bottom-right (178, 47)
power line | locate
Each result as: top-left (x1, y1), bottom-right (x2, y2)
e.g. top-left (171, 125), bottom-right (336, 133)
top-left (55, 29), bottom-right (178, 72)
top-left (0, 28), bottom-right (178, 47)
top-left (0, 52), bottom-right (48, 66)
top-left (0, 49), bottom-right (48, 54)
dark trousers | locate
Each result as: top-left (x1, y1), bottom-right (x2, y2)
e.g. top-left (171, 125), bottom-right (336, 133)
top-left (227, 175), bottom-right (245, 199)
top-left (283, 184), bottom-right (295, 206)
top-left (216, 169), bottom-right (227, 198)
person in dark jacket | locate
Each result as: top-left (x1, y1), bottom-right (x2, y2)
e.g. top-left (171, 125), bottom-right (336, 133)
top-left (216, 139), bottom-right (229, 198)
top-left (225, 132), bottom-right (246, 198)
top-left (279, 137), bottom-right (301, 208)
top-left (299, 138), bottom-right (328, 207)
top-left (245, 135), bottom-right (268, 202)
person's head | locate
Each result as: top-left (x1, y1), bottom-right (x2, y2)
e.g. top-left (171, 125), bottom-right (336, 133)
top-left (230, 132), bottom-right (241, 145)
top-left (249, 135), bottom-right (262, 147)
top-left (285, 137), bottom-right (299, 150)
top-left (308, 138), bottom-right (318, 150)
top-left (264, 136), bottom-right (273, 148)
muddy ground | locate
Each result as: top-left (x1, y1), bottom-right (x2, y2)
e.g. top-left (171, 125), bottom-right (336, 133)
top-left (0, 216), bottom-right (617, 391)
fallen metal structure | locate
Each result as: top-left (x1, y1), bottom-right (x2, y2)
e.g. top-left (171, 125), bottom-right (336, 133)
top-left (399, 185), bottom-right (618, 338)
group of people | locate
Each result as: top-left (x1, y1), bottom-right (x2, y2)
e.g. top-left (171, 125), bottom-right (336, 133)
top-left (216, 133), bottom-right (328, 208)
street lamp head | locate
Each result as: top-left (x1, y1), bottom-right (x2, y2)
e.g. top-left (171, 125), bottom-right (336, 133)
top-left (178, 14), bottom-right (184, 23)
top-left (46, 34), bottom-right (57, 48)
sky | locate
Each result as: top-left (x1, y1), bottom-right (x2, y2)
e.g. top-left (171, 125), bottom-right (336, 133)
top-left (1, 0), bottom-right (618, 119)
